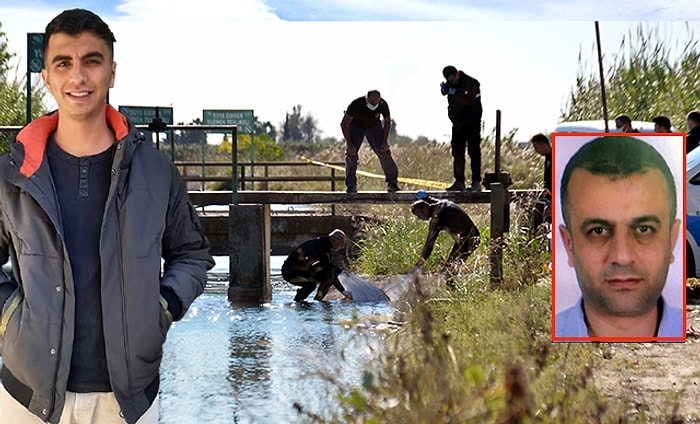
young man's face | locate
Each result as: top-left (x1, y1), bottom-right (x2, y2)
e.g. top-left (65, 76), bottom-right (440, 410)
top-left (41, 31), bottom-right (116, 123)
top-left (559, 168), bottom-right (680, 319)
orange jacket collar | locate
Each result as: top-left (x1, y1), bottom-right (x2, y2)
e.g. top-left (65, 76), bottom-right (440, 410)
top-left (16, 105), bottom-right (130, 178)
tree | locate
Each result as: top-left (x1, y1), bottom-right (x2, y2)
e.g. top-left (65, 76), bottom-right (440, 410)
top-left (389, 118), bottom-right (398, 140)
top-left (300, 112), bottom-right (318, 143)
top-left (0, 22), bottom-right (49, 153)
top-left (172, 118), bottom-right (206, 146)
top-left (217, 133), bottom-right (283, 161)
top-left (254, 116), bottom-right (277, 140)
top-left (281, 104), bottom-right (320, 142)
top-left (561, 23), bottom-right (700, 130)
top-left (282, 104), bottom-right (302, 141)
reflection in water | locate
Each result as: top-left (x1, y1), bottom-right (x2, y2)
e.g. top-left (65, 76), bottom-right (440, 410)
top-left (159, 258), bottom-right (394, 424)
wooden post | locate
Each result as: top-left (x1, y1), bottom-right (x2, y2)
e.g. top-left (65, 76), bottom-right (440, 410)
top-left (263, 164), bottom-right (269, 191)
top-left (490, 183), bottom-right (505, 286)
top-left (331, 168), bottom-right (336, 216)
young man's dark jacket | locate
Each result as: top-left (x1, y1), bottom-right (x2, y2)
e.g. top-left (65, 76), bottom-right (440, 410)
top-left (0, 106), bottom-right (215, 424)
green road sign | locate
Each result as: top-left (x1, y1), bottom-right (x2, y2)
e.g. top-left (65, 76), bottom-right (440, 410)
top-left (118, 106), bottom-right (174, 125)
top-left (202, 109), bottom-right (254, 134)
top-left (28, 33), bottom-right (45, 73)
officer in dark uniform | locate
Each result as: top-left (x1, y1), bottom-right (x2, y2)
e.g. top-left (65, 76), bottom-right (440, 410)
top-left (529, 133), bottom-right (552, 233)
top-left (340, 90), bottom-right (400, 193)
top-left (281, 229), bottom-right (351, 302)
top-left (411, 192), bottom-right (481, 265)
top-left (441, 65), bottom-right (483, 192)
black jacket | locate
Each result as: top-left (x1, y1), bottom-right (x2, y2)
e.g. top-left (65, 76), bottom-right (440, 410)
top-left (446, 70), bottom-right (482, 123)
top-left (688, 127), bottom-right (700, 153)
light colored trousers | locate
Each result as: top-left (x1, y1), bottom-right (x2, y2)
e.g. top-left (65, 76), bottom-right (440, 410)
top-left (0, 384), bottom-right (158, 424)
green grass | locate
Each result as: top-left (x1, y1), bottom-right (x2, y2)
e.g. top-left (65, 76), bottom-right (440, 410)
top-left (311, 215), bottom-right (652, 423)
top-left (296, 184), bottom-right (684, 423)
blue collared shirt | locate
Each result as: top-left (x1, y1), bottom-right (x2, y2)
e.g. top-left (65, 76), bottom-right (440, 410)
top-left (555, 297), bottom-right (685, 339)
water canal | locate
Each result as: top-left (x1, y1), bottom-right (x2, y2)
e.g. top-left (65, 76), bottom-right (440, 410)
top-left (158, 256), bottom-right (395, 423)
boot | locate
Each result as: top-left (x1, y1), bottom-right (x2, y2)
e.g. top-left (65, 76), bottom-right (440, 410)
top-left (465, 181), bottom-right (482, 193)
top-left (445, 181), bottom-right (466, 192)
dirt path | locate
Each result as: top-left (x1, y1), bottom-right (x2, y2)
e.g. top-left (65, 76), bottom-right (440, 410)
top-left (595, 305), bottom-right (700, 422)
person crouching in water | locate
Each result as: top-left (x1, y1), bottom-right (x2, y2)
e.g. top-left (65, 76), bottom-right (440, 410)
top-left (411, 194), bottom-right (481, 266)
top-left (282, 229), bottom-right (353, 302)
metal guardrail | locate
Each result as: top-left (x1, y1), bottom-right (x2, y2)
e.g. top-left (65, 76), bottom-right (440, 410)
top-left (1, 124), bottom-right (241, 203)
top-left (175, 160), bottom-right (345, 191)
top-left (2, 125), bottom-right (348, 197)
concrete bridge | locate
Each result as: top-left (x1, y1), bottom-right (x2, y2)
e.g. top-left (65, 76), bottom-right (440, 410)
top-left (192, 189), bottom-right (496, 256)
top-left (189, 186), bottom-right (535, 302)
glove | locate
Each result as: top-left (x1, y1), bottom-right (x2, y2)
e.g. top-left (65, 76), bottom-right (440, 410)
top-left (447, 87), bottom-right (457, 95)
top-left (440, 82), bottom-right (449, 95)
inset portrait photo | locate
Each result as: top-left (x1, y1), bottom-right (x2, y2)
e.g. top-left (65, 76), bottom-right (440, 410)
top-left (552, 134), bottom-right (685, 342)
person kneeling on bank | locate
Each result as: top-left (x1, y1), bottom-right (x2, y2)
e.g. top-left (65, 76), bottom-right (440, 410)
top-left (411, 192), bottom-right (481, 266)
top-left (282, 229), bottom-right (353, 302)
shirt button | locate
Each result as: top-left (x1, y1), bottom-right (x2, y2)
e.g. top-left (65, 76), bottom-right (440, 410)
top-left (49, 348), bottom-right (56, 355)
top-left (42, 408), bottom-right (48, 415)
top-left (56, 286), bottom-right (62, 293)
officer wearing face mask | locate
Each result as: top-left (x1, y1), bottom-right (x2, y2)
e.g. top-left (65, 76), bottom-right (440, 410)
top-left (340, 90), bottom-right (400, 193)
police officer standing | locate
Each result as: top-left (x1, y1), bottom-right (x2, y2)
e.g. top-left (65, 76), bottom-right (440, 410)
top-left (441, 65), bottom-right (483, 192)
top-left (340, 90), bottom-right (400, 193)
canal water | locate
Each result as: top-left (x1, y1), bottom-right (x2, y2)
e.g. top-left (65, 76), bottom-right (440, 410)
top-left (158, 256), bottom-right (396, 424)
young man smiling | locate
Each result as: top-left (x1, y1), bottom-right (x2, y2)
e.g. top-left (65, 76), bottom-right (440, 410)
top-left (554, 136), bottom-right (684, 340)
top-left (0, 9), bottom-right (214, 424)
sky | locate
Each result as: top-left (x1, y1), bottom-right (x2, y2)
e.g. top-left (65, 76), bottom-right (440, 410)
top-left (1, 0), bottom-right (699, 142)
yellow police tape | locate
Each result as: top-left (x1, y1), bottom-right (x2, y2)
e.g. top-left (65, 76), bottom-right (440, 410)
top-left (300, 156), bottom-right (449, 190)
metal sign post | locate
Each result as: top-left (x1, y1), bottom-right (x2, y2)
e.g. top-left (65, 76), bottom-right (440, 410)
top-left (202, 109), bottom-right (255, 189)
top-left (118, 105), bottom-right (174, 126)
top-left (26, 33), bottom-right (44, 124)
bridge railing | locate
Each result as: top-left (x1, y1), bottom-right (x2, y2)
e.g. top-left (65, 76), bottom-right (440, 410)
top-left (1, 124), bottom-right (243, 202)
top-left (174, 160), bottom-right (345, 192)
top-left (2, 123), bottom-right (346, 197)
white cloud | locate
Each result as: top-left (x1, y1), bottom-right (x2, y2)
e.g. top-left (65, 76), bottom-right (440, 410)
top-left (277, 0), bottom-right (504, 20)
top-left (2, 1), bottom-right (700, 142)
top-left (263, 0), bottom-right (700, 21)
top-left (115, 0), bottom-right (280, 21)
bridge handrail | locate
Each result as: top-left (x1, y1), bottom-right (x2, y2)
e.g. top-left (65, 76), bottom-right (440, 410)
top-left (176, 160), bottom-right (345, 190)
top-left (187, 189), bottom-right (544, 206)
top-left (174, 160), bottom-right (345, 167)
top-left (3, 125), bottom-right (345, 194)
